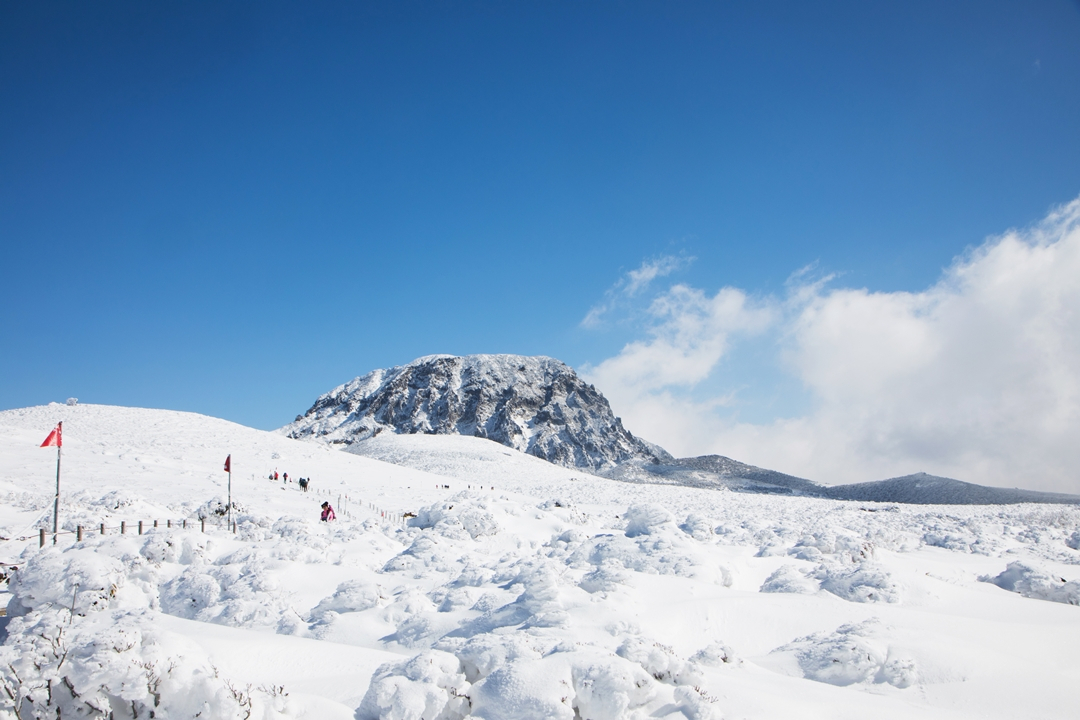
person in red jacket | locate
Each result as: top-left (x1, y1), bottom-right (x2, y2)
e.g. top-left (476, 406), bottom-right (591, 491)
top-left (320, 502), bottom-right (336, 522)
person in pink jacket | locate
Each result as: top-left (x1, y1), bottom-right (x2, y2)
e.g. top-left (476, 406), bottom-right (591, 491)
top-left (320, 502), bottom-right (336, 522)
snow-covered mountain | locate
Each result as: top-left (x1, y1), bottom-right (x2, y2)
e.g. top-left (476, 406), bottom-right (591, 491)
top-left (282, 354), bottom-right (668, 472)
top-left (285, 354), bottom-right (1080, 506)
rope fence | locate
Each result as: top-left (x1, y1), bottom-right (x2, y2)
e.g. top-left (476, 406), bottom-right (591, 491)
top-left (0, 481), bottom-right (413, 556)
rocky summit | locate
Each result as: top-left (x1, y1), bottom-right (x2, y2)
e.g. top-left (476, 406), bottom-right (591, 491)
top-left (282, 353), bottom-right (668, 472)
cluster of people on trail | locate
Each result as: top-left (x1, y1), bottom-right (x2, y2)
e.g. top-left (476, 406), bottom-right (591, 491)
top-left (269, 469), bottom-right (329, 519)
top-left (268, 470), bottom-right (311, 491)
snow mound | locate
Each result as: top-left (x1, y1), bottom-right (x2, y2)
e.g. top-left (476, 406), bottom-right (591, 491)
top-left (771, 619), bottom-right (917, 688)
top-left (813, 561), bottom-right (901, 604)
top-left (979, 562), bottom-right (1080, 605)
top-left (357, 649), bottom-right (471, 720)
top-left (760, 564), bottom-right (818, 594)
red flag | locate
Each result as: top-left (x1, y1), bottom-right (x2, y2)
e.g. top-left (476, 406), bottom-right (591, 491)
top-left (40, 422), bottom-right (62, 448)
top-left (224, 454), bottom-right (231, 473)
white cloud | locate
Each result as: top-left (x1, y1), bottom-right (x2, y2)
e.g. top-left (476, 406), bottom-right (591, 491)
top-left (583, 198), bottom-right (1080, 493)
top-left (581, 284), bottom-right (775, 452)
top-left (581, 255), bottom-right (694, 328)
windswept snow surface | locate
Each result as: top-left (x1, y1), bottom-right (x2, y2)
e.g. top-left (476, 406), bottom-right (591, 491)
top-left (2, 404), bottom-right (1080, 719)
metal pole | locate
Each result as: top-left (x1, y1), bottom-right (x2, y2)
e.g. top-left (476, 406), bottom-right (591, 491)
top-left (228, 467), bottom-right (232, 529)
top-left (53, 440), bottom-right (61, 543)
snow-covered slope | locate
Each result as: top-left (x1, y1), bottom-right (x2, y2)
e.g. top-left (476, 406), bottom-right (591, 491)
top-left (2, 404), bottom-right (1080, 719)
top-left (282, 354), bottom-right (668, 472)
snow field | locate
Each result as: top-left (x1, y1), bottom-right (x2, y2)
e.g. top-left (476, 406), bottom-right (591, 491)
top-left (0, 404), bottom-right (1079, 718)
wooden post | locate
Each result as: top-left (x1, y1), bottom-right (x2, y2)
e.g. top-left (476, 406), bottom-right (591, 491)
top-left (183, 519), bottom-right (187, 529)
top-left (227, 460), bottom-right (233, 530)
top-left (121, 521), bottom-right (126, 535)
top-left (167, 519), bottom-right (171, 528)
top-left (100, 522), bottom-right (105, 535)
top-left (39, 528), bottom-right (45, 547)
top-left (232, 522), bottom-right (237, 534)
top-left (201, 518), bottom-right (205, 533)
top-left (138, 521), bottom-right (143, 535)
top-left (77, 526), bottom-right (83, 541)
top-left (153, 520), bottom-right (158, 528)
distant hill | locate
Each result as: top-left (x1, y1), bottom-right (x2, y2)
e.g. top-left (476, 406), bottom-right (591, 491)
top-left (821, 472), bottom-right (1080, 505)
top-left (601, 454), bottom-right (823, 496)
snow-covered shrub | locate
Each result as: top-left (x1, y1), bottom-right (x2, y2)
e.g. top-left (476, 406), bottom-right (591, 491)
top-left (7, 545), bottom-right (137, 617)
top-left (158, 547), bottom-right (301, 633)
top-left (140, 528), bottom-right (210, 565)
top-left (195, 497), bottom-right (244, 520)
top-left (674, 685), bottom-right (722, 720)
top-left (538, 499), bottom-right (588, 525)
top-left (380, 587), bottom-right (438, 628)
top-left (408, 500), bottom-right (500, 539)
top-left (578, 560), bottom-right (629, 594)
top-left (309, 578), bottom-right (384, 621)
top-left (617, 637), bottom-right (703, 686)
top-left (444, 634), bottom-right (546, 683)
top-left (570, 653), bottom-right (656, 720)
top-left (468, 656), bottom-right (576, 720)
top-left (356, 650), bottom-right (471, 720)
top-left (786, 533), bottom-right (873, 563)
top-left (570, 524), bottom-right (705, 579)
top-left (384, 534), bottom-right (466, 576)
top-left (623, 504), bottom-right (675, 537)
top-left (760, 564), bottom-right (818, 594)
top-left (771, 620), bottom-right (916, 688)
top-left (786, 545), bottom-right (823, 561)
top-left (433, 586), bottom-right (481, 612)
top-left (501, 564), bottom-right (568, 629)
top-left (0, 608), bottom-right (296, 719)
top-left (813, 561), bottom-right (900, 603)
top-left (1, 545), bottom-right (298, 719)
top-left (1066, 530), bottom-right (1080, 551)
top-left (690, 642), bottom-right (736, 667)
top-left (754, 542), bottom-right (787, 557)
top-left (979, 562), bottom-right (1080, 605)
top-left (679, 514), bottom-right (715, 541)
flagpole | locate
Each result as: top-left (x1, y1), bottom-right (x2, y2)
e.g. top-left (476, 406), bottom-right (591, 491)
top-left (53, 432), bottom-right (61, 544)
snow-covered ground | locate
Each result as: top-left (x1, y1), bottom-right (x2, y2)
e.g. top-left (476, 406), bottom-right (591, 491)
top-left (1, 403), bottom-right (1078, 719)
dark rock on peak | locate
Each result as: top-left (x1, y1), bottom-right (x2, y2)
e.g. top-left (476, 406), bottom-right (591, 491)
top-left (282, 354), bottom-right (668, 472)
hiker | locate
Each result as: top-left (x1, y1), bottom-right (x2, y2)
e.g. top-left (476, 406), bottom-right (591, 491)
top-left (320, 502), bottom-right (336, 522)
top-left (274, 471), bottom-right (279, 481)
top-left (299, 477), bottom-right (309, 492)
top-left (283, 472), bottom-right (289, 483)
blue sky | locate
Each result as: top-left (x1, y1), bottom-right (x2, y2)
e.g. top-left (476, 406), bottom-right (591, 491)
top-left (3, 2), bottom-right (1080, 487)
